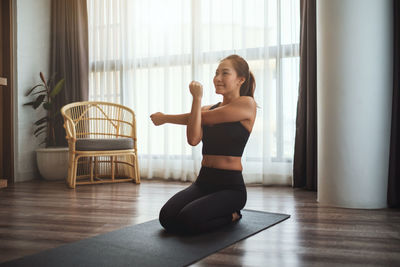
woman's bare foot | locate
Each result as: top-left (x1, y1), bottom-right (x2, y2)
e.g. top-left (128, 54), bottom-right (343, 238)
top-left (232, 211), bottom-right (241, 222)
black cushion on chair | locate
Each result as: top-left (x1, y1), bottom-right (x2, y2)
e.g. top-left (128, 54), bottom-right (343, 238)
top-left (75, 138), bottom-right (134, 151)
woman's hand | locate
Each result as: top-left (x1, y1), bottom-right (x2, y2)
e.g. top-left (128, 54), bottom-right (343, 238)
top-left (189, 81), bottom-right (203, 99)
top-left (150, 112), bottom-right (166, 126)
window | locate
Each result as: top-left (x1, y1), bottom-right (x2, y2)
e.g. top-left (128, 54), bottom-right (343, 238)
top-left (88, 0), bottom-right (300, 164)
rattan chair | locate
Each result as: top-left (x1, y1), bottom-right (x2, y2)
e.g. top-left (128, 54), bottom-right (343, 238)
top-left (61, 101), bottom-right (140, 188)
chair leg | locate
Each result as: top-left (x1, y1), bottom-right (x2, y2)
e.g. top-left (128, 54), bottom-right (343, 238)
top-left (134, 154), bottom-right (140, 184)
top-left (111, 156), bottom-right (115, 181)
top-left (71, 155), bottom-right (80, 189)
top-left (125, 154), bottom-right (132, 182)
top-left (90, 156), bottom-right (94, 182)
top-left (94, 157), bottom-right (98, 179)
top-left (115, 156), bottom-right (119, 178)
top-left (129, 155), bottom-right (135, 183)
top-left (67, 152), bottom-right (75, 187)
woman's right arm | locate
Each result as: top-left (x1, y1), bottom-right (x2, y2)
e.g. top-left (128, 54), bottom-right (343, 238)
top-left (150, 112), bottom-right (190, 125)
top-left (150, 105), bottom-right (212, 126)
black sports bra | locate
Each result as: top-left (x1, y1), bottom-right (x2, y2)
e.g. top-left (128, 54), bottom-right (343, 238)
top-left (202, 102), bottom-right (250, 157)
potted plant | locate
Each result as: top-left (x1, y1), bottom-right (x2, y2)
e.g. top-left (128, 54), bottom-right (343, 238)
top-left (24, 72), bottom-right (68, 181)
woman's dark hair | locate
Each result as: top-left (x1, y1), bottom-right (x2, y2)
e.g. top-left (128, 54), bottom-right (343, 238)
top-left (222, 54), bottom-right (256, 97)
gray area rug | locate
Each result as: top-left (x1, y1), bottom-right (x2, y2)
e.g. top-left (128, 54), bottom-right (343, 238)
top-left (1, 209), bottom-right (290, 267)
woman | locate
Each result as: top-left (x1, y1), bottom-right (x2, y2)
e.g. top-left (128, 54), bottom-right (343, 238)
top-left (150, 54), bottom-right (257, 234)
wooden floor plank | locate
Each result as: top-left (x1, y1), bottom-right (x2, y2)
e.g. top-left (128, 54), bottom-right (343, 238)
top-left (0, 180), bottom-right (399, 266)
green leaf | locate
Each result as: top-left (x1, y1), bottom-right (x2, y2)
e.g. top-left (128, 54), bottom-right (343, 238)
top-left (25, 84), bottom-right (44, 96)
top-left (49, 79), bottom-right (65, 98)
top-left (23, 101), bottom-right (35, 106)
top-left (33, 95), bottom-right (46, 109)
top-left (32, 89), bottom-right (48, 96)
top-left (34, 125), bottom-right (46, 135)
top-left (43, 102), bottom-right (52, 110)
top-left (34, 116), bottom-right (49, 126)
top-left (35, 130), bottom-right (46, 138)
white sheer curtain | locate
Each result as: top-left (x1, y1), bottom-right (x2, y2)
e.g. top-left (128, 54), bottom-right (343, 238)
top-left (88, 0), bottom-right (300, 185)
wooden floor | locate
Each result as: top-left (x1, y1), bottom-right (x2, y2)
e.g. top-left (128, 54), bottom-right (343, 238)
top-left (0, 179), bottom-right (400, 266)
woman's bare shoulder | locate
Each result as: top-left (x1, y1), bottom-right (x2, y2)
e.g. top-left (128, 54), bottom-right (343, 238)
top-left (232, 96), bottom-right (257, 111)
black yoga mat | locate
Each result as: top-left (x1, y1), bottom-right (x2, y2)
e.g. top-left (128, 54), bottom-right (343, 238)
top-left (1, 209), bottom-right (290, 267)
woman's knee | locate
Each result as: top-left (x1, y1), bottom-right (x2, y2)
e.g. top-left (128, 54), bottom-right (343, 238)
top-left (159, 184), bottom-right (203, 228)
top-left (176, 208), bottom-right (195, 225)
top-left (159, 203), bottom-right (175, 228)
top-left (176, 208), bottom-right (202, 233)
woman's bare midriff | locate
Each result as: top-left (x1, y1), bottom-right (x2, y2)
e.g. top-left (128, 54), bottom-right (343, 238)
top-left (201, 155), bottom-right (243, 171)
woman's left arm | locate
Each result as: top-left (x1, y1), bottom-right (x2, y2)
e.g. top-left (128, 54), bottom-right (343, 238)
top-left (201, 96), bottom-right (256, 125)
top-left (186, 81), bottom-right (203, 146)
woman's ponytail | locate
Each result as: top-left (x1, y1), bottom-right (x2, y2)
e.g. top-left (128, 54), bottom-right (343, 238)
top-left (239, 71), bottom-right (255, 97)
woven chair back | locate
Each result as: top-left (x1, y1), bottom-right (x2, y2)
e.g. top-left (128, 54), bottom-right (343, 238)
top-left (61, 102), bottom-right (136, 140)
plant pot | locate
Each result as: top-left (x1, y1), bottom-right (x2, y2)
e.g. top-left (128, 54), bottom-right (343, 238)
top-left (36, 147), bottom-right (69, 180)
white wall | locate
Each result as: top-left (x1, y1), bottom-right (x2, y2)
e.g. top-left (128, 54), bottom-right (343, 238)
top-left (317, 0), bottom-right (393, 208)
top-left (14, 0), bottom-right (51, 182)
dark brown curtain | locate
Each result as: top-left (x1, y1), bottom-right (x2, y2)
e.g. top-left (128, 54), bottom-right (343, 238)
top-left (388, 0), bottom-right (400, 208)
top-left (51, 0), bottom-right (89, 146)
top-left (293, 0), bottom-right (317, 191)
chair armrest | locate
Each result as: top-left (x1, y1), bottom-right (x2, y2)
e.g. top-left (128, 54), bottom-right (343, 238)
top-left (63, 116), bottom-right (76, 140)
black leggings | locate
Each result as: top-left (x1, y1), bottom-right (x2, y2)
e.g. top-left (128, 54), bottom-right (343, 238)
top-left (159, 166), bottom-right (247, 234)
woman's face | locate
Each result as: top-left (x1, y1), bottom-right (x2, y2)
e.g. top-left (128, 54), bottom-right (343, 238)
top-left (213, 60), bottom-right (244, 96)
